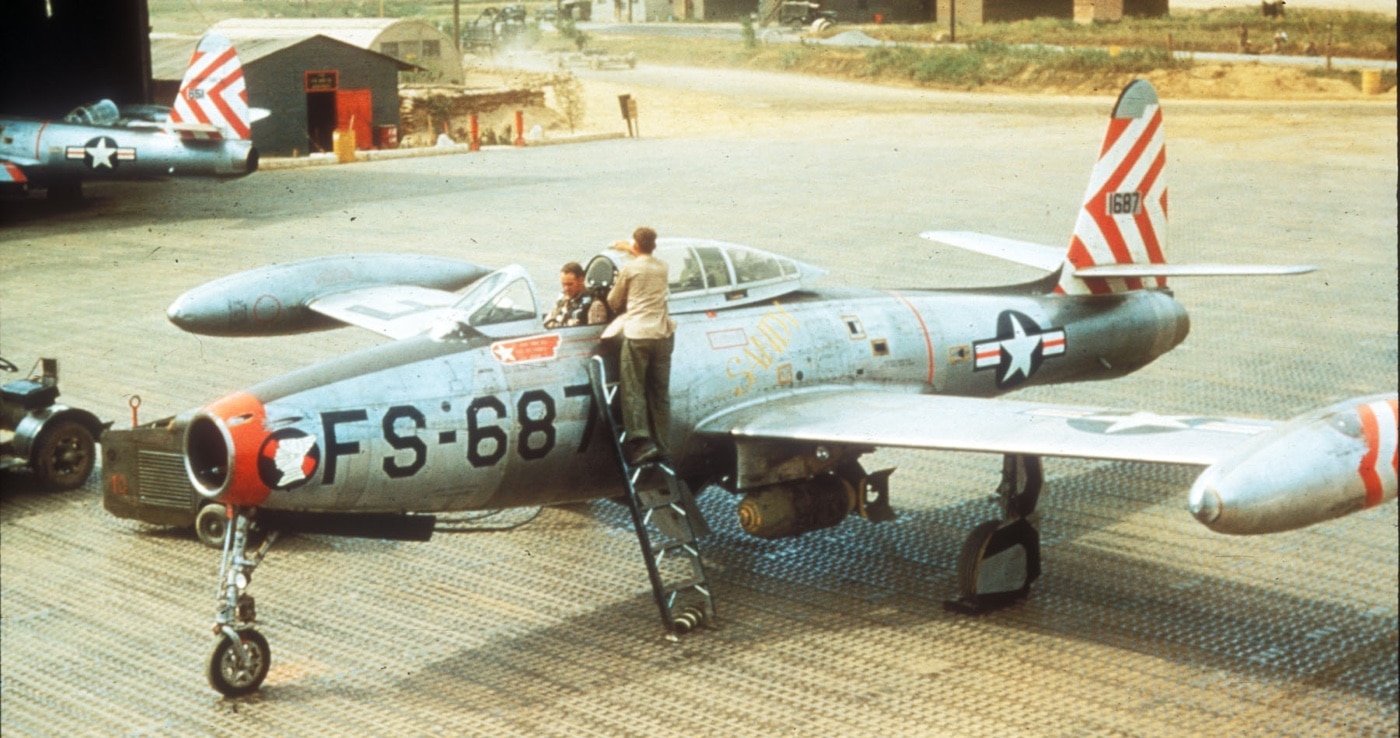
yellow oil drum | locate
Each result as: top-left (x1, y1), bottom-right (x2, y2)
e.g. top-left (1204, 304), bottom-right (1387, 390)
top-left (333, 128), bottom-right (357, 162)
top-left (1359, 69), bottom-right (1383, 95)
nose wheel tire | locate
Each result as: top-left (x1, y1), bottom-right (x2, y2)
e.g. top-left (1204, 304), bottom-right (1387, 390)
top-left (195, 504), bottom-right (228, 548)
top-left (207, 629), bottom-right (270, 697)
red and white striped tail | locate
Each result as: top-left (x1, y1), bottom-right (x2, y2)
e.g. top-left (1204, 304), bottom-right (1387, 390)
top-left (1057, 80), bottom-right (1168, 296)
top-left (170, 34), bottom-right (252, 141)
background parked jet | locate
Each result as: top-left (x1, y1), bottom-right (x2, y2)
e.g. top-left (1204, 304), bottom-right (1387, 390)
top-left (155, 81), bottom-right (1395, 697)
top-left (0, 34), bottom-right (258, 201)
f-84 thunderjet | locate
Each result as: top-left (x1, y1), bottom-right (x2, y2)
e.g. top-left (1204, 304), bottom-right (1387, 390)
top-left (0, 35), bottom-right (258, 201)
top-left (159, 81), bottom-right (1396, 697)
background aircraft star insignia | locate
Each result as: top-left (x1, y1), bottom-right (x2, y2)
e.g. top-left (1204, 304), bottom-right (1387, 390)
top-left (64, 136), bottom-right (136, 170)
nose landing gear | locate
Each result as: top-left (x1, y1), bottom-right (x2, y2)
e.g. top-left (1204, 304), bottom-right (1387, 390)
top-left (207, 508), bottom-right (279, 697)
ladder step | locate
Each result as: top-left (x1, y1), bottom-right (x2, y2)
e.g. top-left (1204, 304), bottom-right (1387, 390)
top-left (664, 579), bottom-right (710, 597)
top-left (646, 507), bottom-right (699, 546)
top-left (651, 539), bottom-right (699, 557)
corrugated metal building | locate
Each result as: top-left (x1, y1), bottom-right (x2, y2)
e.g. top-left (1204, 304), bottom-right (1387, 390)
top-left (152, 33), bottom-right (414, 157)
top-left (208, 18), bottom-right (462, 85)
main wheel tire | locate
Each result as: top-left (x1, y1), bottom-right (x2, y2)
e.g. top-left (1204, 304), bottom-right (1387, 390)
top-left (195, 504), bottom-right (228, 548)
top-left (948, 518), bottom-right (1041, 614)
top-left (32, 419), bottom-right (96, 492)
top-left (206, 629), bottom-right (271, 697)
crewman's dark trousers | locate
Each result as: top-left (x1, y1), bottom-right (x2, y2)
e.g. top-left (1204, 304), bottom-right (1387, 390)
top-left (620, 334), bottom-right (674, 451)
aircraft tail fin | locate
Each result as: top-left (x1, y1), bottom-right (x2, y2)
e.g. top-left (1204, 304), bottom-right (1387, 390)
top-left (925, 81), bottom-right (1313, 288)
top-left (1057, 79), bottom-right (1168, 295)
top-left (169, 34), bottom-right (252, 141)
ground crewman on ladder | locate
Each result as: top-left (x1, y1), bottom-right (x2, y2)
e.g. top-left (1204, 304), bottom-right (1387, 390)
top-left (603, 227), bottom-right (675, 467)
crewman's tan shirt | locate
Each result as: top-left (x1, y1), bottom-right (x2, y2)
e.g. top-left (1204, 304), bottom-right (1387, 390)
top-left (606, 254), bottom-right (676, 339)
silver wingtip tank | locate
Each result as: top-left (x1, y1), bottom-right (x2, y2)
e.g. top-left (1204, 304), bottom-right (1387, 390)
top-left (1188, 394), bottom-right (1397, 534)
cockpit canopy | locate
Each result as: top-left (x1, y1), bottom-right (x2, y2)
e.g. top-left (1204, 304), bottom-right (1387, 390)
top-left (585, 238), bottom-right (826, 314)
top-left (64, 99), bottom-right (121, 127)
top-left (430, 264), bottom-right (540, 340)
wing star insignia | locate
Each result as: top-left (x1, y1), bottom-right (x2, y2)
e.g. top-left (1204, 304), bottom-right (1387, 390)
top-left (1068, 411), bottom-right (1208, 435)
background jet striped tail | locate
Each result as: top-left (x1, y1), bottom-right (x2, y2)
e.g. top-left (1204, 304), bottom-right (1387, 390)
top-left (169, 34), bottom-right (252, 141)
top-left (1057, 79), bottom-right (1167, 296)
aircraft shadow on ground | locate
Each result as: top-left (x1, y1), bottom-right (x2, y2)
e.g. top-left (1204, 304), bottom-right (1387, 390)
top-left (249, 460), bottom-right (1395, 710)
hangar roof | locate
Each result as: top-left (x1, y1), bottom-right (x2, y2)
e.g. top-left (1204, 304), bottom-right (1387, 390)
top-left (149, 32), bottom-right (419, 81)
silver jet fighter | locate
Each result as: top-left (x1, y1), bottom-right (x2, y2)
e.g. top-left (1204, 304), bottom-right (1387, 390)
top-left (163, 81), bottom-right (1396, 697)
top-left (0, 35), bottom-right (259, 201)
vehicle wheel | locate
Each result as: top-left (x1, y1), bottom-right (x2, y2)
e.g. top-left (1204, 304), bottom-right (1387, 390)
top-left (206, 629), bottom-right (270, 697)
top-left (195, 504), bottom-right (229, 548)
top-left (811, 18), bottom-right (832, 32)
top-left (32, 419), bottom-right (96, 492)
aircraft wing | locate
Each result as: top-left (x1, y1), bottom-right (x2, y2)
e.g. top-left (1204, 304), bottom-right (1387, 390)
top-left (308, 285), bottom-right (462, 340)
top-left (696, 390), bottom-right (1277, 466)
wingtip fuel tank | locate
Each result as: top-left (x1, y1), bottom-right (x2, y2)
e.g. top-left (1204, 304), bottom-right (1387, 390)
top-left (166, 253), bottom-right (492, 336)
top-left (1188, 394), bottom-right (1397, 535)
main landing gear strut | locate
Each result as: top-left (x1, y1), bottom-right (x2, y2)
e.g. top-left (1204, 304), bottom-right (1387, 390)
top-left (944, 454), bottom-right (1043, 614)
top-left (206, 507), bottom-right (278, 697)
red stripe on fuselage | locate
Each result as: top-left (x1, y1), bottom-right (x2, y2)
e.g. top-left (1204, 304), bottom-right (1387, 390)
top-left (1357, 399), bottom-right (1399, 508)
top-left (889, 291), bottom-right (935, 386)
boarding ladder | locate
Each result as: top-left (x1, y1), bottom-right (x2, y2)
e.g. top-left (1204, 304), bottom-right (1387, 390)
top-left (588, 355), bottom-right (715, 633)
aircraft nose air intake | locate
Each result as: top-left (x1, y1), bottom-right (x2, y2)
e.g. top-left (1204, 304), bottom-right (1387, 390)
top-left (184, 392), bottom-right (272, 506)
top-left (186, 413), bottom-right (232, 497)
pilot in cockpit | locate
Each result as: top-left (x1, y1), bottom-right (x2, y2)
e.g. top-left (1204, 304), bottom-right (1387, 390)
top-left (543, 262), bottom-right (609, 328)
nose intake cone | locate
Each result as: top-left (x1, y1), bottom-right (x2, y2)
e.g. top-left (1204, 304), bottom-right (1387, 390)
top-left (1187, 480), bottom-right (1222, 526)
top-left (166, 290), bottom-right (205, 332)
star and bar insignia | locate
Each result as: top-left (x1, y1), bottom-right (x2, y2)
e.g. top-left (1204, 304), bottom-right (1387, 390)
top-left (65, 136), bottom-right (137, 170)
top-left (973, 310), bottom-right (1066, 389)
